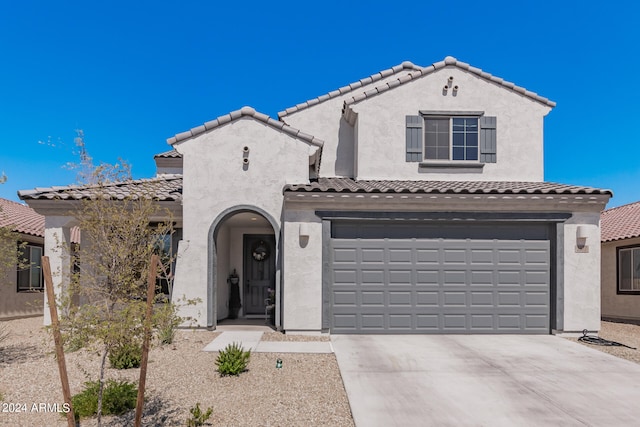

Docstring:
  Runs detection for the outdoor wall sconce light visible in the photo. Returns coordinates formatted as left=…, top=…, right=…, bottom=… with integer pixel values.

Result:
left=242, top=157, right=250, bottom=165
left=448, top=76, right=454, bottom=83
left=299, top=223, right=310, bottom=238
left=276, top=358, right=283, bottom=369
left=576, top=226, right=588, bottom=250
left=243, top=146, right=250, bottom=153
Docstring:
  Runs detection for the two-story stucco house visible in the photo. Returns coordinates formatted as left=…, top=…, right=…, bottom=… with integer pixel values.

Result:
left=20, top=56, right=611, bottom=334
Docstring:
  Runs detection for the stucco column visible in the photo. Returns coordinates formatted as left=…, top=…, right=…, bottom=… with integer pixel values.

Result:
left=43, top=216, right=74, bottom=325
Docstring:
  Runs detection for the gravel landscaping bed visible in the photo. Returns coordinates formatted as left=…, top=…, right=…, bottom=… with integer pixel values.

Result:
left=571, top=320, right=640, bottom=364
left=0, top=317, right=353, bottom=427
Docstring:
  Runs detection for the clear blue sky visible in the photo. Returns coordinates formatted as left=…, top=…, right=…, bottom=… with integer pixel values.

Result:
left=1, top=1, right=638, bottom=208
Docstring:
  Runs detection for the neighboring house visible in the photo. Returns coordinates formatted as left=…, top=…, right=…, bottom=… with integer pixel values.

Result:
left=0, top=198, right=80, bottom=320
left=20, top=56, right=611, bottom=334
left=0, top=198, right=47, bottom=319
left=601, top=202, right=640, bottom=323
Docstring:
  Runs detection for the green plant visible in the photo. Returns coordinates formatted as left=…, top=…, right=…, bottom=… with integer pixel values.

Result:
left=108, top=342, right=142, bottom=369
left=71, top=380, right=137, bottom=420
left=186, top=402, right=213, bottom=427
left=215, top=342, right=251, bottom=376
left=153, top=301, right=181, bottom=345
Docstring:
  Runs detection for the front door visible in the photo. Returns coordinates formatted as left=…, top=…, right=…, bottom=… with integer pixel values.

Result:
left=243, top=234, right=275, bottom=315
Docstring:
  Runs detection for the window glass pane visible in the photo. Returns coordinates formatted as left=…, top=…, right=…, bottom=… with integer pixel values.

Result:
left=452, top=133, right=464, bottom=147
left=466, top=147, right=478, bottom=160
left=18, top=269, right=29, bottom=290
left=452, top=147, right=464, bottom=160
left=634, top=249, right=640, bottom=290
left=425, top=146, right=437, bottom=159
left=452, top=118, right=465, bottom=131
left=436, top=146, right=449, bottom=160
left=466, top=132, right=478, bottom=148
left=30, top=247, right=43, bottom=289
left=619, top=249, right=632, bottom=290
left=424, top=119, right=450, bottom=160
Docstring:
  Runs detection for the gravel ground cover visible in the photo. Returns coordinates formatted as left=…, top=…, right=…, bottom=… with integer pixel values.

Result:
left=571, top=320, right=640, bottom=364
left=0, top=317, right=353, bottom=427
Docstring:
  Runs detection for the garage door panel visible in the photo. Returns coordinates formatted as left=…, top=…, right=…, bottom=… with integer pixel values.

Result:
left=416, top=270, right=439, bottom=284
left=416, top=249, right=439, bottom=263
left=416, top=291, right=439, bottom=306
left=389, top=291, right=412, bottom=305
left=361, top=291, right=384, bottom=306
left=362, top=248, right=384, bottom=263
left=362, top=270, right=385, bottom=284
left=330, top=233, right=550, bottom=334
left=389, top=249, right=412, bottom=263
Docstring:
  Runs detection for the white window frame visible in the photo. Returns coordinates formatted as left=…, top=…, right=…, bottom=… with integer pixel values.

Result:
left=17, top=244, right=43, bottom=292
left=419, top=111, right=484, bottom=164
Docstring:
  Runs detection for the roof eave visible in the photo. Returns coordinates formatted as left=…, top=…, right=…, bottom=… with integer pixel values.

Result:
left=167, top=106, right=324, bottom=148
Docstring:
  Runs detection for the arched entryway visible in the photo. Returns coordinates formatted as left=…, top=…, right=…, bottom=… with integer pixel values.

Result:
left=208, top=206, right=280, bottom=329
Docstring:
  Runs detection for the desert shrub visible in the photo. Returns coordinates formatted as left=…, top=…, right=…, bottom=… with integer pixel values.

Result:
left=153, top=302, right=181, bottom=345
left=72, top=380, right=137, bottom=420
left=215, top=342, right=250, bottom=376
left=108, top=342, right=142, bottom=369
left=186, top=402, right=213, bottom=427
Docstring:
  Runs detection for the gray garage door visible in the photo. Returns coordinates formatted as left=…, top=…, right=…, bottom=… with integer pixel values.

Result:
left=329, top=223, right=551, bottom=334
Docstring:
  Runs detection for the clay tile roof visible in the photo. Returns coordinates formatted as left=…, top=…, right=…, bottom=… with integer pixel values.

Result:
left=0, top=198, right=80, bottom=243
left=0, top=198, right=45, bottom=238
left=154, top=149, right=182, bottom=159
left=277, top=61, right=423, bottom=119
left=342, top=56, right=556, bottom=111
left=167, top=106, right=324, bottom=147
left=601, top=201, right=640, bottom=242
left=283, top=178, right=612, bottom=196
left=18, top=175, right=183, bottom=202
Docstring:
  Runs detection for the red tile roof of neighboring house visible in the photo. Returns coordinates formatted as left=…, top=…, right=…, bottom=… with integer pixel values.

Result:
left=0, top=198, right=81, bottom=243
left=601, top=201, right=640, bottom=242
left=0, top=198, right=44, bottom=238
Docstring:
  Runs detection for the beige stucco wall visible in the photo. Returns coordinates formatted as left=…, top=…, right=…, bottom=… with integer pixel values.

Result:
left=602, top=236, right=640, bottom=322
left=282, top=70, right=416, bottom=177
left=171, top=117, right=313, bottom=326
left=282, top=210, right=323, bottom=332
left=352, top=67, right=551, bottom=181
left=0, top=249, right=43, bottom=320
left=559, top=213, right=603, bottom=332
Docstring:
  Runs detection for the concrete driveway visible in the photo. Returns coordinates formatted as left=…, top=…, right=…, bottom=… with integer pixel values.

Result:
left=331, top=334, right=640, bottom=426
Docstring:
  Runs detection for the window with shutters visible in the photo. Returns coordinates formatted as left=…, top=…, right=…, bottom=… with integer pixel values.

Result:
left=406, top=112, right=496, bottom=165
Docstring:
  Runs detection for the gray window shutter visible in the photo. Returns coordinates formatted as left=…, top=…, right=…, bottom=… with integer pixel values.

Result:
left=406, top=115, right=422, bottom=162
left=480, top=116, right=497, bottom=163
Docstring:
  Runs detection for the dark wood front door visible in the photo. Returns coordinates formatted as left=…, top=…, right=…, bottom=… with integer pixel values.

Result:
left=243, top=234, right=275, bottom=315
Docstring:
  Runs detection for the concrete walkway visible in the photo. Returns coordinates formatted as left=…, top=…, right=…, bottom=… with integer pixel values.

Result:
left=331, top=334, right=640, bottom=427
left=203, top=331, right=333, bottom=353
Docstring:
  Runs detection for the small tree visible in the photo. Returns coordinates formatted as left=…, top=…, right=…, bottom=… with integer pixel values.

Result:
left=59, top=158, right=174, bottom=426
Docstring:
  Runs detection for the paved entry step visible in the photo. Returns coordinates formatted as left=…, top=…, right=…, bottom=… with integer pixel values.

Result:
left=203, top=331, right=333, bottom=353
